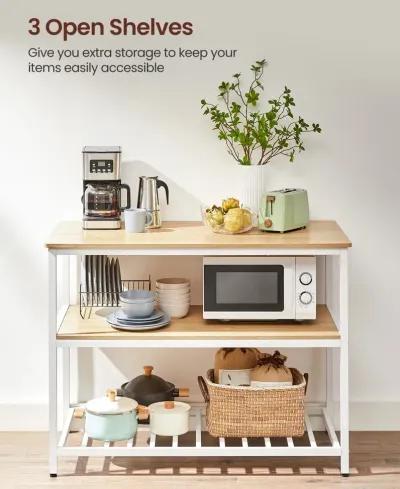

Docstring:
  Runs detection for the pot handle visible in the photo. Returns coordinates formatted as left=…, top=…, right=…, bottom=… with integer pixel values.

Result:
left=304, top=373, right=309, bottom=394
left=173, top=387, right=190, bottom=398
left=197, top=376, right=210, bottom=403
left=73, top=407, right=85, bottom=419
left=137, top=405, right=149, bottom=421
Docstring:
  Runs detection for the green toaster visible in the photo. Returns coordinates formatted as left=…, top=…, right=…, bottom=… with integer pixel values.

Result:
left=258, top=188, right=309, bottom=232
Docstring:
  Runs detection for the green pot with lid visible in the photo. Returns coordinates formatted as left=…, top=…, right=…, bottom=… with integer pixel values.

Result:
left=84, top=389, right=147, bottom=441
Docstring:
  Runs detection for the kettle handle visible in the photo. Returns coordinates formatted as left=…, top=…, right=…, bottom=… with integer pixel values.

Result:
left=157, top=179, right=169, bottom=205
left=120, top=184, right=131, bottom=211
left=137, top=177, right=143, bottom=208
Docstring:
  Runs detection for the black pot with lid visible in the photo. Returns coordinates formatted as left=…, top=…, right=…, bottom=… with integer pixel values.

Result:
left=118, top=366, right=189, bottom=406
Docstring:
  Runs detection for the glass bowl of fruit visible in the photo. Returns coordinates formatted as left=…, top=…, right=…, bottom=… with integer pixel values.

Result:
left=202, top=198, right=255, bottom=234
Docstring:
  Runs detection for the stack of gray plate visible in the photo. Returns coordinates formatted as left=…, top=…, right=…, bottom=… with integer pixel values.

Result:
left=106, top=290, right=170, bottom=332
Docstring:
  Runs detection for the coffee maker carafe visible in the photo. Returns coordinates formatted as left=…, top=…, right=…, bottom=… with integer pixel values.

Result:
left=137, top=176, right=169, bottom=228
left=82, top=146, right=131, bottom=229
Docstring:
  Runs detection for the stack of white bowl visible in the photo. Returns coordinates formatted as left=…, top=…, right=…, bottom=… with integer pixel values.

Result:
left=156, top=278, right=190, bottom=318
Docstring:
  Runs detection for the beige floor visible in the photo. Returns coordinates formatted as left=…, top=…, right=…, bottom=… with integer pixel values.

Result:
left=1, top=432, right=399, bottom=489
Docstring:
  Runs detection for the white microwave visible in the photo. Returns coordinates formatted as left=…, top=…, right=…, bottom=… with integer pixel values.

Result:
left=203, top=256, right=316, bottom=321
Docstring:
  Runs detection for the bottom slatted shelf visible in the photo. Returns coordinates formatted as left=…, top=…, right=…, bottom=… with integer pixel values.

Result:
left=58, top=406, right=341, bottom=458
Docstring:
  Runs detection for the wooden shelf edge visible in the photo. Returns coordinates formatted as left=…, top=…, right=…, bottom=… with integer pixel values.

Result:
left=46, top=220, right=352, bottom=250
left=56, top=304, right=340, bottom=342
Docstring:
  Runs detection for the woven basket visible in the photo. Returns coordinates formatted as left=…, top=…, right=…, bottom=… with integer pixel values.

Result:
left=198, top=368, right=308, bottom=438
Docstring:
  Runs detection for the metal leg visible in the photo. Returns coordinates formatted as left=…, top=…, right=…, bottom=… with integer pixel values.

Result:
left=62, top=348, right=70, bottom=422
left=339, top=250, right=349, bottom=476
left=49, top=251, right=58, bottom=477
left=326, top=348, right=334, bottom=416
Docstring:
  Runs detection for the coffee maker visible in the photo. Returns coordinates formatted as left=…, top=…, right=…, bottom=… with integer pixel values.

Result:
left=82, top=146, right=131, bottom=229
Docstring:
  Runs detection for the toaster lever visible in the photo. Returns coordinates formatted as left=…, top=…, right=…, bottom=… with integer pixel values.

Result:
left=266, top=195, right=275, bottom=215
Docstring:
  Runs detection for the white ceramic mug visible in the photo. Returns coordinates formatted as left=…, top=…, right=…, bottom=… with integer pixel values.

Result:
left=124, top=208, right=153, bottom=233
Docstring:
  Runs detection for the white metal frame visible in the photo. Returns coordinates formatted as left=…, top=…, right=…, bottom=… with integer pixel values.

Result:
left=48, top=246, right=349, bottom=477
left=57, top=406, right=340, bottom=458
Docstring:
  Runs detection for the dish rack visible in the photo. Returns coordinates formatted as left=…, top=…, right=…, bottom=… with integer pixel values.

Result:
left=79, top=277, right=151, bottom=319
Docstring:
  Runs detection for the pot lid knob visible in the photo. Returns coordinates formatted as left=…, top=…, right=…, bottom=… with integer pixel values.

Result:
left=143, top=365, right=154, bottom=376
left=164, top=401, right=175, bottom=409
left=106, top=388, right=117, bottom=402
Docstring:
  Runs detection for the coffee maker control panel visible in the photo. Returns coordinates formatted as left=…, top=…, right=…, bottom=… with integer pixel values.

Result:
left=83, top=146, right=121, bottom=181
left=90, top=159, right=114, bottom=174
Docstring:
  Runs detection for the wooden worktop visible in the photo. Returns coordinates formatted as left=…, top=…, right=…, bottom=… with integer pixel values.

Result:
left=57, top=305, right=339, bottom=341
left=46, top=220, right=351, bottom=250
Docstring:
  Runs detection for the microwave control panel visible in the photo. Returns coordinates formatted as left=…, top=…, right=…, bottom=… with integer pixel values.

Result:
left=295, top=257, right=316, bottom=320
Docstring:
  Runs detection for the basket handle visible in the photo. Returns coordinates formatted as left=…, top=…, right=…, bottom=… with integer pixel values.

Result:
left=197, top=376, right=210, bottom=403
left=304, top=373, right=309, bottom=394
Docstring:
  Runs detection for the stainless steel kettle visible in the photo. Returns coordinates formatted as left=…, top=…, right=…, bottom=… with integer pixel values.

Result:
left=137, top=176, right=169, bottom=228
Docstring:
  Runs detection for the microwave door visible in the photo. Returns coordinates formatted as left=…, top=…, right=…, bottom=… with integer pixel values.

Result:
left=203, top=263, right=295, bottom=320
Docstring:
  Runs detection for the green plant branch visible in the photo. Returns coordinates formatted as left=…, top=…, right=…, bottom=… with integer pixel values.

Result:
left=201, top=60, right=321, bottom=166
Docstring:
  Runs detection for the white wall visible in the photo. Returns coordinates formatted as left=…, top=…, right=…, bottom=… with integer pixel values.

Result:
left=1, top=0, right=400, bottom=430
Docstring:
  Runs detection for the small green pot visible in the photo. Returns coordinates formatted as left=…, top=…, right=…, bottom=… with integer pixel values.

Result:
left=85, top=410, right=138, bottom=441
left=84, top=389, right=140, bottom=441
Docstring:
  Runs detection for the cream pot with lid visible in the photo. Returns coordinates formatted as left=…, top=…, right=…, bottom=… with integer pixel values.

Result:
left=149, top=400, right=191, bottom=436
left=84, top=388, right=147, bottom=441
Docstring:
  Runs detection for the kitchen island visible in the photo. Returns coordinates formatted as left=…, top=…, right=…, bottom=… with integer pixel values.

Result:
left=46, top=220, right=351, bottom=477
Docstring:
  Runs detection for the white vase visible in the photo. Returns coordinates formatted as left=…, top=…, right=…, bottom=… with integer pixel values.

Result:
left=238, top=165, right=267, bottom=214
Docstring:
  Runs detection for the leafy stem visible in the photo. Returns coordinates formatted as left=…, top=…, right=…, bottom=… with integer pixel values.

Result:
left=201, top=60, right=321, bottom=165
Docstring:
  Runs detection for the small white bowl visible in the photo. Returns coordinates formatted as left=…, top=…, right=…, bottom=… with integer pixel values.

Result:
left=157, top=291, right=191, bottom=301
left=158, top=297, right=191, bottom=306
left=156, top=278, right=190, bottom=290
left=159, top=302, right=190, bottom=319
left=156, top=286, right=190, bottom=296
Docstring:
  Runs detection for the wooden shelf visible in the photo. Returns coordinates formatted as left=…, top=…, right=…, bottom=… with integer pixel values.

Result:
left=46, top=220, right=351, bottom=250
left=57, top=304, right=340, bottom=342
